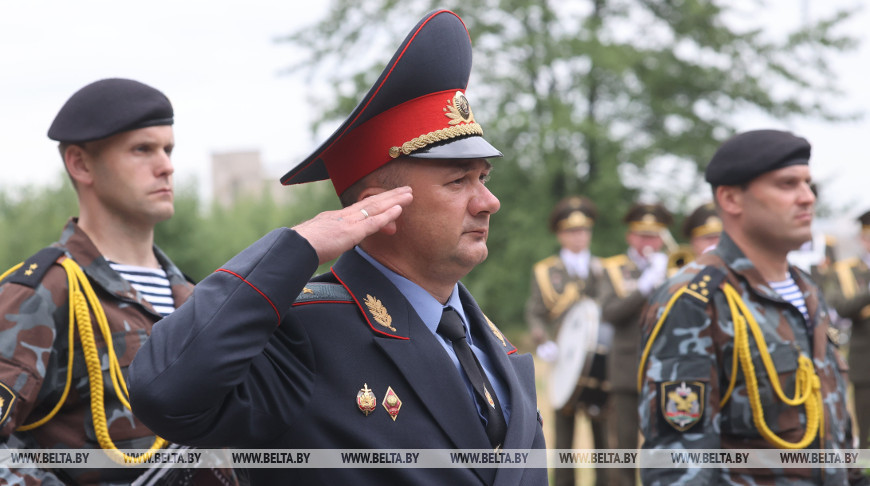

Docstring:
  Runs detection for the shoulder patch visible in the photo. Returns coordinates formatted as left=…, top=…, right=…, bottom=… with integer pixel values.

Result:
left=0, top=381, right=16, bottom=429
left=2, top=247, right=65, bottom=288
left=293, top=282, right=353, bottom=305
left=660, top=380, right=705, bottom=432
left=682, top=266, right=727, bottom=304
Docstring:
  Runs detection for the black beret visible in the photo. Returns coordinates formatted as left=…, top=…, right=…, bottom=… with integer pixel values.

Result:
left=48, top=78, right=173, bottom=143
left=549, top=196, right=597, bottom=232
left=704, top=129, right=810, bottom=186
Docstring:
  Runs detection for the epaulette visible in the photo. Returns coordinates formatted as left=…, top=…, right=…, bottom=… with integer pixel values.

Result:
left=833, top=257, right=860, bottom=299
left=600, top=254, right=629, bottom=268
left=2, top=247, right=65, bottom=288
left=601, top=254, right=630, bottom=298
left=533, top=255, right=560, bottom=270
left=293, top=282, right=353, bottom=305
left=680, top=266, right=727, bottom=306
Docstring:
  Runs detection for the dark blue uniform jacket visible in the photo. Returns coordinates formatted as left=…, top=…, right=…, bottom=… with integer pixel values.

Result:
left=129, top=228, right=546, bottom=485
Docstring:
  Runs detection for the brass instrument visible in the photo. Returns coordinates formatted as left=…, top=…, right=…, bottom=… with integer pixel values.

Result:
left=661, top=228, right=695, bottom=276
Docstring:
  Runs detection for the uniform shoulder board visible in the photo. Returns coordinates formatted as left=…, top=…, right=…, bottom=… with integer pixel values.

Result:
left=681, top=266, right=727, bottom=305
left=533, top=255, right=560, bottom=270
left=600, top=254, right=629, bottom=269
left=2, top=247, right=65, bottom=288
left=293, top=282, right=353, bottom=305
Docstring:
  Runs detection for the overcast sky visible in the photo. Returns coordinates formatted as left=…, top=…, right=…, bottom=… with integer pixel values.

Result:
left=1, top=1, right=867, bottom=222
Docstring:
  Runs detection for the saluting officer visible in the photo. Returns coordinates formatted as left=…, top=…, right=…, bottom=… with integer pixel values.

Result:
left=599, top=202, right=671, bottom=486
left=129, top=10, right=547, bottom=486
left=525, top=196, right=609, bottom=486
left=637, top=129, right=862, bottom=484
left=826, top=210, right=870, bottom=450
left=0, top=79, right=237, bottom=484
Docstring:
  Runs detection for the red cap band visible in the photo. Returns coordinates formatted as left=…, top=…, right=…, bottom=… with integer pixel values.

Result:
left=323, top=89, right=478, bottom=194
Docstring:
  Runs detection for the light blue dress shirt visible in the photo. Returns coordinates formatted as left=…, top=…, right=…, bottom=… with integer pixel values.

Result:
left=355, top=247, right=512, bottom=425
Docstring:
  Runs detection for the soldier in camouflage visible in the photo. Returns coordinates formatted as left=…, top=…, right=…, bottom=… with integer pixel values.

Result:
left=637, top=129, right=864, bottom=485
left=0, top=79, right=232, bottom=484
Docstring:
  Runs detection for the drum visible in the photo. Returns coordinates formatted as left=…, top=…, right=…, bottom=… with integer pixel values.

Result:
left=548, top=298, right=613, bottom=414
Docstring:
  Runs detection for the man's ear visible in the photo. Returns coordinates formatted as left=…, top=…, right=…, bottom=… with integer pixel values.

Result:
left=64, top=145, right=95, bottom=187
left=358, top=186, right=387, bottom=201
left=716, top=185, right=742, bottom=217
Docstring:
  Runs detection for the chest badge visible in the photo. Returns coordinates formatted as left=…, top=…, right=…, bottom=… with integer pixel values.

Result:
left=661, top=380, right=705, bottom=432
left=357, top=383, right=377, bottom=416
left=382, top=386, right=402, bottom=421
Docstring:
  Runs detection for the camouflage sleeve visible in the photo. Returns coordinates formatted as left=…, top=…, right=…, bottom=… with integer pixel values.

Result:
left=638, top=275, right=722, bottom=485
left=0, top=268, right=66, bottom=482
left=0, top=443, right=66, bottom=484
left=524, top=270, right=551, bottom=345
left=0, top=277, right=64, bottom=437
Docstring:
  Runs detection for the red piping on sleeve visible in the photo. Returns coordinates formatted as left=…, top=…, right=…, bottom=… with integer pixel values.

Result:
left=216, top=268, right=280, bottom=323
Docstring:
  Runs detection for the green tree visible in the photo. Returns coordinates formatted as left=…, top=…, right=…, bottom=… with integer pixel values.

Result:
left=0, top=176, right=77, bottom=272
left=280, top=0, right=858, bottom=331
left=0, top=176, right=339, bottom=284
left=156, top=180, right=340, bottom=282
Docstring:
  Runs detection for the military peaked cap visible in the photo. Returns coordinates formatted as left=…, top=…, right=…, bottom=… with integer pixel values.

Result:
left=682, top=202, right=722, bottom=239
left=280, top=10, right=501, bottom=195
left=858, top=210, right=870, bottom=234
left=705, top=129, right=810, bottom=186
left=624, top=203, right=672, bottom=234
left=48, top=78, right=174, bottom=143
left=549, top=196, right=597, bottom=232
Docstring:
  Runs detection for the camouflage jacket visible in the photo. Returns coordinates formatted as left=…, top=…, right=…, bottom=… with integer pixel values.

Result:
left=825, top=256, right=870, bottom=384
left=524, top=253, right=604, bottom=345
left=638, top=232, right=857, bottom=485
left=0, top=218, right=194, bottom=485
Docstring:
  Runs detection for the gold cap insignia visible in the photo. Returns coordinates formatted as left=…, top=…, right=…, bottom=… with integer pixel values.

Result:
left=445, top=91, right=475, bottom=125
left=557, top=211, right=592, bottom=231
left=357, top=383, right=376, bottom=416
left=382, top=386, right=402, bottom=421
left=364, top=294, right=396, bottom=332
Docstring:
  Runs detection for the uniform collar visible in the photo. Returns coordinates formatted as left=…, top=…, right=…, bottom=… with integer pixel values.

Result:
left=353, top=247, right=466, bottom=337
left=711, top=231, right=811, bottom=302
left=559, top=248, right=590, bottom=278
left=57, top=217, right=192, bottom=312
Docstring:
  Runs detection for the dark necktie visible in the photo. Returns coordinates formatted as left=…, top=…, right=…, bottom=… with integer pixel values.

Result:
left=437, top=307, right=507, bottom=449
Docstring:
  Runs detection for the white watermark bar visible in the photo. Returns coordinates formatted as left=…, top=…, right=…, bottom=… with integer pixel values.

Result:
left=2, top=448, right=870, bottom=469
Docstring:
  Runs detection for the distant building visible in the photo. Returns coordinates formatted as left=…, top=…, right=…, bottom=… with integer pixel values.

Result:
left=211, top=150, right=291, bottom=207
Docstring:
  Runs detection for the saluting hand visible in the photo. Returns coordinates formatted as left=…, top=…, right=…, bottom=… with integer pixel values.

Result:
left=292, top=186, right=413, bottom=264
